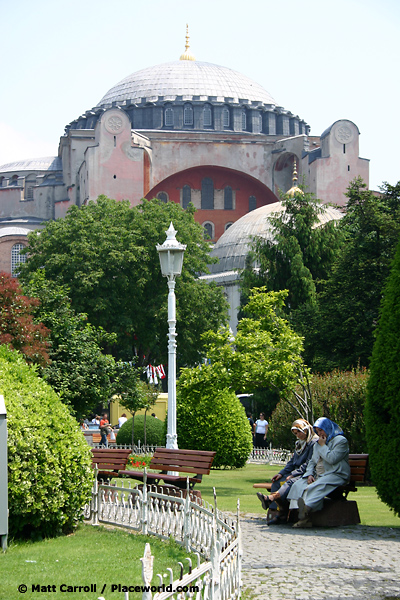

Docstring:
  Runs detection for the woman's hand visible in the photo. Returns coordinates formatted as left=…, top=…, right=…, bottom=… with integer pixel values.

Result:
left=307, top=475, right=315, bottom=484
left=318, top=432, right=327, bottom=446
left=271, top=474, right=282, bottom=482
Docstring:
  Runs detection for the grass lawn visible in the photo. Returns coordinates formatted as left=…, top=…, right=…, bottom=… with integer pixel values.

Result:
left=0, top=525, right=190, bottom=600
left=199, top=463, right=400, bottom=528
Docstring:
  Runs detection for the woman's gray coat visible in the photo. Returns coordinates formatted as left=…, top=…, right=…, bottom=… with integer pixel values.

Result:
left=287, top=435, right=350, bottom=512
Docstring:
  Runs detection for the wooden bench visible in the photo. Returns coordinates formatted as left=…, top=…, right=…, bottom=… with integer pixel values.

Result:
left=119, top=448, right=216, bottom=491
left=254, top=453, right=369, bottom=526
left=91, top=448, right=131, bottom=481
left=91, top=433, right=116, bottom=445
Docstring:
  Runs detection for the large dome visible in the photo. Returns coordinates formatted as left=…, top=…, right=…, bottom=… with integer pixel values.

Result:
left=97, top=60, right=277, bottom=107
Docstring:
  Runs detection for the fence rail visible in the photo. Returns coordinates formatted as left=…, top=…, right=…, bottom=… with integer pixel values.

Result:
left=84, top=471, right=241, bottom=599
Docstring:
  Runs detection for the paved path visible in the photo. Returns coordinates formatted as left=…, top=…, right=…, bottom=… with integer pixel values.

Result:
left=240, top=513, right=400, bottom=600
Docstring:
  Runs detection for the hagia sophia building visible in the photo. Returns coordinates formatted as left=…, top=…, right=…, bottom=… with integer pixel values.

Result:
left=0, top=30, right=369, bottom=330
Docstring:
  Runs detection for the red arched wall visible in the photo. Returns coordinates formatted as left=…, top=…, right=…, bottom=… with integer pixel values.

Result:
left=146, top=165, right=278, bottom=241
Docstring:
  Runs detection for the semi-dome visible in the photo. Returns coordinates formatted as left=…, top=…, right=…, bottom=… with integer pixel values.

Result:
left=209, top=202, right=344, bottom=274
left=97, top=60, right=277, bottom=107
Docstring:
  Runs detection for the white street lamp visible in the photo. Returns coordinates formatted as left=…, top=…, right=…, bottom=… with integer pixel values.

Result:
left=156, top=223, right=186, bottom=449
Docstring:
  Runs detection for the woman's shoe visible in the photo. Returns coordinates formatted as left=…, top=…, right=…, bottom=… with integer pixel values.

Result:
left=292, top=518, right=312, bottom=528
left=256, top=492, right=270, bottom=511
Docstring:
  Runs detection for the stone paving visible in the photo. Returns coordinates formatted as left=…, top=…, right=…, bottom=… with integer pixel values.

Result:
left=240, top=513, right=400, bottom=600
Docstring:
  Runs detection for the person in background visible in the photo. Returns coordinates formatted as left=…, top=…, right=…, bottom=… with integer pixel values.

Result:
left=99, top=412, right=110, bottom=448
left=118, top=413, right=128, bottom=428
left=253, top=413, right=268, bottom=448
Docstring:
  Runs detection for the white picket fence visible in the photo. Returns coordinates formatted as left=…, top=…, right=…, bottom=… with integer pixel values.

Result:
left=248, top=446, right=291, bottom=464
left=83, top=470, right=241, bottom=599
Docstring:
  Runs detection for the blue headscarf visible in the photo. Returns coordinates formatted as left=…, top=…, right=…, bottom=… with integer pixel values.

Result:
left=313, top=417, right=344, bottom=442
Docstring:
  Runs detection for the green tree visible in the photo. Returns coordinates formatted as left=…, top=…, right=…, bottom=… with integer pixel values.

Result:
left=19, top=197, right=227, bottom=367
left=0, top=271, right=50, bottom=366
left=179, top=288, right=313, bottom=422
left=241, top=188, right=343, bottom=311
left=23, top=271, right=117, bottom=418
left=365, top=237, right=400, bottom=516
left=315, top=178, right=400, bottom=371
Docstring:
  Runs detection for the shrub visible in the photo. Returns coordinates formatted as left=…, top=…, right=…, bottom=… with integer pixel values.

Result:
left=0, top=345, right=93, bottom=539
left=365, top=239, right=400, bottom=517
left=269, top=369, right=368, bottom=453
left=116, top=414, right=165, bottom=446
left=177, top=366, right=253, bottom=468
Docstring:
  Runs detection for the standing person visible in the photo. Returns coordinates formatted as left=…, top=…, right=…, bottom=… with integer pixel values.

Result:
left=256, top=419, right=318, bottom=524
left=288, top=417, right=350, bottom=528
left=99, top=412, right=111, bottom=448
left=118, top=413, right=128, bottom=428
left=253, top=413, right=268, bottom=448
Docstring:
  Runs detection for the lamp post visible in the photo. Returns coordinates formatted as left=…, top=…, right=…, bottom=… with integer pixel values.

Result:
left=156, top=223, right=186, bottom=449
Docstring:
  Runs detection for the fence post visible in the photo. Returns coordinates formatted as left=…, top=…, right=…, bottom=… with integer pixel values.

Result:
left=92, top=467, right=99, bottom=526
left=140, top=542, right=154, bottom=600
left=237, top=498, right=242, bottom=598
left=142, top=469, right=148, bottom=535
left=210, top=488, right=221, bottom=600
left=183, top=477, right=191, bottom=552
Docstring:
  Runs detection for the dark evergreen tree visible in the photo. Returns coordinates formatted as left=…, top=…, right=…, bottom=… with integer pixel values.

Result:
left=315, top=178, right=400, bottom=371
left=240, top=187, right=343, bottom=366
left=365, top=237, right=400, bottom=516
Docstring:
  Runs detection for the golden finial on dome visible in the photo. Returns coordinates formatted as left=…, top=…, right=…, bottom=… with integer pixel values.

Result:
left=180, top=24, right=195, bottom=61
left=287, top=158, right=304, bottom=197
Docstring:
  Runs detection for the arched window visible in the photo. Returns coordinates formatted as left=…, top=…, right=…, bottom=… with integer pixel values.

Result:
left=203, top=105, right=212, bottom=127
left=157, top=192, right=168, bottom=203
left=0, top=176, right=4, bottom=188
left=222, top=107, right=230, bottom=128
left=249, top=195, right=257, bottom=212
left=182, top=185, right=191, bottom=209
left=224, top=186, right=233, bottom=210
left=184, top=104, right=193, bottom=126
left=203, top=222, right=214, bottom=240
left=11, top=175, right=19, bottom=186
left=225, top=222, right=233, bottom=231
left=164, top=107, right=174, bottom=127
left=242, top=110, right=247, bottom=131
left=11, top=243, right=26, bottom=277
left=201, top=177, right=214, bottom=210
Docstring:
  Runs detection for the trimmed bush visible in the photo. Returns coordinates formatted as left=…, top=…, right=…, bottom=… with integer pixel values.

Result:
left=177, top=367, right=253, bottom=468
left=0, top=345, right=93, bottom=539
left=269, top=369, right=368, bottom=453
left=116, top=414, right=165, bottom=446
left=365, top=239, right=400, bottom=517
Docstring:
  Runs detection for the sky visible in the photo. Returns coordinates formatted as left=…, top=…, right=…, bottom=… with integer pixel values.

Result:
left=0, top=0, right=399, bottom=191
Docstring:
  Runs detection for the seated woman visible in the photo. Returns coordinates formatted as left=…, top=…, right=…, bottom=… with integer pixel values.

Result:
left=288, top=417, right=350, bottom=528
left=256, top=419, right=317, bottom=525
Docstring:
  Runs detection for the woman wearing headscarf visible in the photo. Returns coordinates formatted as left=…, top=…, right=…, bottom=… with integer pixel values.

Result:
left=288, top=417, right=350, bottom=528
left=256, top=418, right=318, bottom=525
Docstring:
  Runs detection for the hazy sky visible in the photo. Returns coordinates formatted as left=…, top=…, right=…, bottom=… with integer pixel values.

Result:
left=0, top=0, right=399, bottom=191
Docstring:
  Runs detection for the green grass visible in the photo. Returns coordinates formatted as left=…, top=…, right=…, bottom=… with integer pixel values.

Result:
left=0, top=525, right=190, bottom=600
left=198, top=463, right=400, bottom=527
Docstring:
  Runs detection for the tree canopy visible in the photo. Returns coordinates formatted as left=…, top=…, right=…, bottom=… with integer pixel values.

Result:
left=241, top=187, right=343, bottom=312
left=314, top=178, right=400, bottom=371
left=23, top=271, right=117, bottom=417
left=365, top=235, right=400, bottom=516
left=19, top=197, right=228, bottom=368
